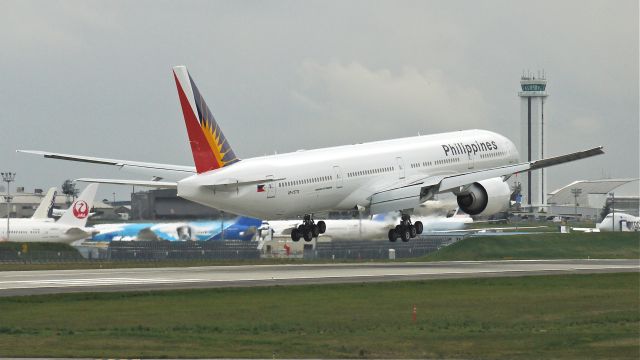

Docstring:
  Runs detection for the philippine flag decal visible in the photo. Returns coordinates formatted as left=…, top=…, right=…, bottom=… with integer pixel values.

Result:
left=257, top=184, right=265, bottom=193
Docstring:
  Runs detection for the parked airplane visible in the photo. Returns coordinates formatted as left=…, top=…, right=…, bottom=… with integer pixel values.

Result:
left=263, top=214, right=394, bottom=241
left=19, top=66, right=604, bottom=243
left=31, top=187, right=57, bottom=221
left=90, top=216, right=261, bottom=242
left=261, top=211, right=477, bottom=240
left=597, top=212, right=639, bottom=232
left=0, top=184, right=99, bottom=243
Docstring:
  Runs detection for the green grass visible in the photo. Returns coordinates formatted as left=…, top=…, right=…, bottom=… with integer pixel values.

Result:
left=0, top=273, right=637, bottom=359
left=423, top=232, right=640, bottom=261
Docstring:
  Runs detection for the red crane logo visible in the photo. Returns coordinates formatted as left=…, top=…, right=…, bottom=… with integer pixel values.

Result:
left=72, top=200, right=89, bottom=219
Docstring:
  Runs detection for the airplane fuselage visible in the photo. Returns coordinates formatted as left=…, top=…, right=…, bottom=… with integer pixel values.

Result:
left=178, top=129, right=519, bottom=219
left=0, top=219, right=92, bottom=243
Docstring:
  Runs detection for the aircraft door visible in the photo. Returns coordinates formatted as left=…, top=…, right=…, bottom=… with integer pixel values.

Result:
left=395, top=157, right=405, bottom=179
left=265, top=175, right=276, bottom=199
left=333, top=166, right=343, bottom=189
left=467, top=150, right=475, bottom=169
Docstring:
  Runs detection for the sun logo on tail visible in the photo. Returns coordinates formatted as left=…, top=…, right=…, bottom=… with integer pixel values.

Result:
left=196, top=93, right=237, bottom=168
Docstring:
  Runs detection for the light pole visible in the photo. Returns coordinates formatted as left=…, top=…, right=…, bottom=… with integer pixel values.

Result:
left=609, top=192, right=615, bottom=231
left=571, top=188, right=582, bottom=220
left=2, top=172, right=16, bottom=242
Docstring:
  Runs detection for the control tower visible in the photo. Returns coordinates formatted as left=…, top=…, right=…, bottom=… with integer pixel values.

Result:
left=518, top=71, right=548, bottom=209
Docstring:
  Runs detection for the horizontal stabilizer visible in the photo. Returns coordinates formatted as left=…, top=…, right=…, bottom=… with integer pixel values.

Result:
left=17, top=150, right=195, bottom=174
left=75, top=178, right=177, bottom=188
left=65, top=227, right=96, bottom=236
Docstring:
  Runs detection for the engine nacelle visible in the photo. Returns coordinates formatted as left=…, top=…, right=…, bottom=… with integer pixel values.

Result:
left=456, top=177, right=511, bottom=216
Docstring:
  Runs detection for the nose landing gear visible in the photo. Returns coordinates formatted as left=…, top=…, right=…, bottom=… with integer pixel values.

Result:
left=388, top=214, right=423, bottom=242
left=291, top=215, right=326, bottom=242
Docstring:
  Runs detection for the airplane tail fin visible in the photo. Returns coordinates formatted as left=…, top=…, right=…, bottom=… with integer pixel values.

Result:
left=234, top=216, right=263, bottom=227
left=31, top=187, right=57, bottom=220
left=57, top=184, right=98, bottom=227
left=173, top=66, right=240, bottom=174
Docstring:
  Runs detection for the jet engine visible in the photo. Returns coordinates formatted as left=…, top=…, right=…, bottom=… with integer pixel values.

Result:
left=456, top=177, right=511, bottom=216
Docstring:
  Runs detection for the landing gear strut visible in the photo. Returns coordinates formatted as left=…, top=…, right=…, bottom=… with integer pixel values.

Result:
left=388, top=214, right=423, bottom=242
left=291, top=215, right=326, bottom=242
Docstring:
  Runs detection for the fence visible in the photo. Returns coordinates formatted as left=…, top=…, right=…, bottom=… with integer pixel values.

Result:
left=0, top=235, right=463, bottom=264
left=108, top=240, right=260, bottom=260
left=305, top=235, right=463, bottom=260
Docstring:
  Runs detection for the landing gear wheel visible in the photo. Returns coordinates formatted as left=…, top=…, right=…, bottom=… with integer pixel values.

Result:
left=409, top=225, right=417, bottom=238
left=400, top=227, right=411, bottom=242
left=291, top=228, right=301, bottom=242
left=311, top=224, right=320, bottom=237
left=388, top=229, right=398, bottom=242
left=317, top=221, right=326, bottom=234
left=297, top=215, right=324, bottom=241
left=414, top=221, right=423, bottom=235
left=303, top=228, right=314, bottom=242
left=395, top=213, right=419, bottom=242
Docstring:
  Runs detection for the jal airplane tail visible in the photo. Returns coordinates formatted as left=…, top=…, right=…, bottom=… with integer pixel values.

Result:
left=31, top=187, right=57, bottom=220
left=173, top=65, right=240, bottom=174
left=57, top=183, right=98, bottom=227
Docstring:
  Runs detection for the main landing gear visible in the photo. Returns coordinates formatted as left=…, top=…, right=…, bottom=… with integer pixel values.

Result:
left=291, top=215, right=326, bottom=242
left=388, top=214, right=423, bottom=242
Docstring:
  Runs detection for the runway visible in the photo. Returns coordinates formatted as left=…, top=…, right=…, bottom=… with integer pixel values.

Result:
left=0, top=259, right=637, bottom=296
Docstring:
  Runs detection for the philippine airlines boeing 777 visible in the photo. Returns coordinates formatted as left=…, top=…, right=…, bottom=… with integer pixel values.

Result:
left=0, top=184, right=98, bottom=243
left=19, top=66, right=604, bottom=242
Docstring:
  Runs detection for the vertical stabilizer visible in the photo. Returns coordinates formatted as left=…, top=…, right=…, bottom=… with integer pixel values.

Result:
left=31, top=187, right=57, bottom=220
left=57, top=184, right=98, bottom=227
left=173, top=66, right=240, bottom=173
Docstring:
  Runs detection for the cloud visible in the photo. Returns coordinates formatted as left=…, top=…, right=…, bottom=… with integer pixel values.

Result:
left=292, top=61, right=491, bottom=142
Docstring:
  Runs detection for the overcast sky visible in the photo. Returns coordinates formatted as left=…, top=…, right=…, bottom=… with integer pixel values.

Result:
left=0, top=0, right=638, bottom=202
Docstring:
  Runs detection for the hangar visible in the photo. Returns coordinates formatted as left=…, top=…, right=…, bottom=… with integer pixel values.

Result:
left=547, top=178, right=639, bottom=220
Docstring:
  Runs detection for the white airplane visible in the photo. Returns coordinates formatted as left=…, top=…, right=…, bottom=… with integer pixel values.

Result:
left=0, top=184, right=99, bottom=243
left=263, top=211, right=477, bottom=240
left=597, top=212, right=639, bottom=232
left=19, top=66, right=604, bottom=243
left=263, top=215, right=395, bottom=241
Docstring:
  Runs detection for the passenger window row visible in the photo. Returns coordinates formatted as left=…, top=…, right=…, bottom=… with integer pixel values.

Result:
left=348, top=166, right=394, bottom=178
left=278, top=175, right=333, bottom=188
left=480, top=151, right=507, bottom=159
left=411, top=157, right=460, bottom=168
left=435, top=157, right=460, bottom=165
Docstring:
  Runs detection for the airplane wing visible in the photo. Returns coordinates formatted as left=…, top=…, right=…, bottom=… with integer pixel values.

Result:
left=75, top=178, right=177, bottom=188
left=17, top=150, right=196, bottom=175
left=369, top=146, right=603, bottom=214
left=65, top=227, right=97, bottom=237
left=433, top=146, right=604, bottom=193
